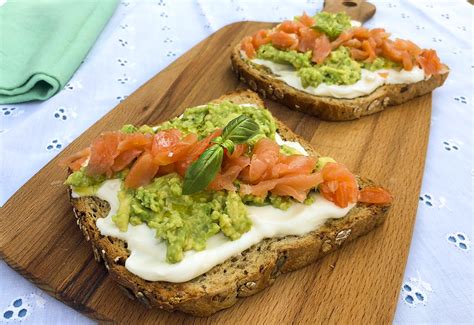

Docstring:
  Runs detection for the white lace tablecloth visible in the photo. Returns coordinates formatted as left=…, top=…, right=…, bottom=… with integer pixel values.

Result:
left=0, top=0, right=472, bottom=323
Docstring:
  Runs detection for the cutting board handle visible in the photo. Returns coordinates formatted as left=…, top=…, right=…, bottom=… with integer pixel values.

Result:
left=322, top=0, right=376, bottom=23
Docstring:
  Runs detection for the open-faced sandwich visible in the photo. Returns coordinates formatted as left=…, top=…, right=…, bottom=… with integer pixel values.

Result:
left=232, top=12, right=449, bottom=120
left=62, top=90, right=392, bottom=316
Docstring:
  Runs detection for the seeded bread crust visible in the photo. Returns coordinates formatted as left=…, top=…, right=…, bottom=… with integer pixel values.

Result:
left=230, top=44, right=449, bottom=121
left=69, top=90, right=391, bottom=317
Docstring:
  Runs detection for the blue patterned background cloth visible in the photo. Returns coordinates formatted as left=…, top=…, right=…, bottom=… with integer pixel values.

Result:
left=0, top=0, right=472, bottom=323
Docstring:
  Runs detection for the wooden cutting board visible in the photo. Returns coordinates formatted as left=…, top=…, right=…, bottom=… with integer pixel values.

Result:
left=0, top=20, right=431, bottom=324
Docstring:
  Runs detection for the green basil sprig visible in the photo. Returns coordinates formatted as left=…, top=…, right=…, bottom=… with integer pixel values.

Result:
left=182, top=115, right=259, bottom=195
left=182, top=144, right=223, bottom=195
left=221, top=115, right=260, bottom=144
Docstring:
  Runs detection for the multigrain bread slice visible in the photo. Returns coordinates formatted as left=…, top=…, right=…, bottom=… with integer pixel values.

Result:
left=69, top=90, right=391, bottom=316
left=230, top=44, right=449, bottom=121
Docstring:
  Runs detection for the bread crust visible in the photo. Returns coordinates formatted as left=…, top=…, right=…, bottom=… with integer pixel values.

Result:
left=68, top=90, right=391, bottom=316
left=230, top=45, right=449, bottom=121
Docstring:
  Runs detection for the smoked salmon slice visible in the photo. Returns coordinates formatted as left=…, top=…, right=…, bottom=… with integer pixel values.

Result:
left=330, top=30, right=353, bottom=50
left=270, top=31, right=299, bottom=50
left=152, top=130, right=198, bottom=165
left=112, top=149, right=142, bottom=172
left=298, top=12, right=315, bottom=27
left=241, top=36, right=256, bottom=58
left=359, top=186, right=393, bottom=204
left=276, top=20, right=305, bottom=34
left=117, top=133, right=152, bottom=152
left=252, top=29, right=271, bottom=48
left=60, top=147, right=91, bottom=171
left=312, top=34, right=331, bottom=64
left=239, top=173, right=323, bottom=201
left=361, top=40, right=376, bottom=62
left=298, top=27, right=320, bottom=53
left=234, top=138, right=321, bottom=201
left=209, top=144, right=250, bottom=191
left=273, top=155, right=316, bottom=177
left=319, top=162, right=358, bottom=208
left=87, top=132, right=122, bottom=177
left=242, top=138, right=280, bottom=183
left=417, top=49, right=443, bottom=76
left=350, top=48, right=369, bottom=61
left=124, top=151, right=160, bottom=189
left=271, top=184, right=308, bottom=203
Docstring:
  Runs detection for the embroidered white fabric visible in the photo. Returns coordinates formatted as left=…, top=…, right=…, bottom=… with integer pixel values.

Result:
left=0, top=0, right=472, bottom=323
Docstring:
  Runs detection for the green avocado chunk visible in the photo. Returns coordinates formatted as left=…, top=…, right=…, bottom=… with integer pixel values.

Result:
left=312, top=12, right=352, bottom=40
left=120, top=124, right=155, bottom=134
left=125, top=173, right=252, bottom=263
left=65, top=168, right=105, bottom=187
left=362, top=56, right=400, bottom=71
left=65, top=168, right=105, bottom=195
left=241, top=193, right=293, bottom=211
left=280, top=144, right=302, bottom=156
left=315, top=156, right=336, bottom=171
left=256, top=44, right=312, bottom=70
left=112, top=189, right=132, bottom=232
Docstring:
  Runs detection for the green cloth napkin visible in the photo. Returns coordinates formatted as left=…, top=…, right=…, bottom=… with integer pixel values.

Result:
left=0, top=0, right=118, bottom=104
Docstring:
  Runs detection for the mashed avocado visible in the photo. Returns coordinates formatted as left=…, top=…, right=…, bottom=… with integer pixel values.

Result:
left=120, top=124, right=137, bottom=134
left=113, top=189, right=132, bottom=231
left=119, top=173, right=252, bottom=263
left=257, top=44, right=312, bottom=70
left=66, top=168, right=129, bottom=195
left=315, top=156, right=336, bottom=171
left=298, top=47, right=361, bottom=88
left=241, top=193, right=292, bottom=210
left=256, top=45, right=361, bottom=88
left=362, top=57, right=400, bottom=71
left=241, top=192, right=315, bottom=210
left=120, top=124, right=155, bottom=134
left=280, top=144, right=302, bottom=156
left=65, top=168, right=105, bottom=196
left=158, top=101, right=276, bottom=144
left=312, top=12, right=352, bottom=40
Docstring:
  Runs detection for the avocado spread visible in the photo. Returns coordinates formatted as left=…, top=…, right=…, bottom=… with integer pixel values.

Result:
left=120, top=124, right=155, bottom=134
left=65, top=168, right=105, bottom=196
left=362, top=56, right=400, bottom=71
left=312, top=12, right=352, bottom=40
left=257, top=44, right=312, bottom=70
left=257, top=45, right=361, bottom=88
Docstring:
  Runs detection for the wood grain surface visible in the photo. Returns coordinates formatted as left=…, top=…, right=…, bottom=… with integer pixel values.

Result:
left=0, top=22, right=432, bottom=324
left=323, top=0, right=376, bottom=22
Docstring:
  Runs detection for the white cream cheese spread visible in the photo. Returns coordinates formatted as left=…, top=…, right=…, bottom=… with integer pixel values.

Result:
left=79, top=179, right=353, bottom=282
left=275, top=132, right=308, bottom=155
left=350, top=20, right=362, bottom=28
left=250, top=58, right=425, bottom=99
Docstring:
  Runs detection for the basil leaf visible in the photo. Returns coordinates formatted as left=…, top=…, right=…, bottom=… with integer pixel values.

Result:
left=212, top=136, right=223, bottom=145
left=221, top=115, right=260, bottom=144
left=182, top=144, right=224, bottom=195
left=220, top=139, right=235, bottom=154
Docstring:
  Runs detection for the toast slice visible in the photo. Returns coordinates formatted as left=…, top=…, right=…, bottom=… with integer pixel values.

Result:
left=69, top=90, right=391, bottom=316
left=231, top=44, right=449, bottom=121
